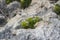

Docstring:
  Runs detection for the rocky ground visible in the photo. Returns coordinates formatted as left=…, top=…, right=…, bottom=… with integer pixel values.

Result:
left=0, top=0, right=60, bottom=40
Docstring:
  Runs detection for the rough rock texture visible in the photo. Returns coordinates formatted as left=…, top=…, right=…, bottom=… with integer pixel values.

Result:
left=9, top=19, right=60, bottom=40
left=6, top=1, right=21, bottom=18
left=0, top=0, right=60, bottom=40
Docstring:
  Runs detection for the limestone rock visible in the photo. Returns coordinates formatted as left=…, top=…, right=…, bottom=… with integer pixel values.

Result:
left=7, top=1, right=21, bottom=18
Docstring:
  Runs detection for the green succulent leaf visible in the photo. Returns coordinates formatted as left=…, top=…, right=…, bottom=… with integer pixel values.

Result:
left=21, top=21, right=29, bottom=29
left=33, top=16, right=40, bottom=23
left=6, top=0, right=32, bottom=9
left=20, top=0, right=32, bottom=9
left=6, top=0, right=14, bottom=4
left=54, top=4, right=60, bottom=15
left=21, top=16, right=42, bottom=29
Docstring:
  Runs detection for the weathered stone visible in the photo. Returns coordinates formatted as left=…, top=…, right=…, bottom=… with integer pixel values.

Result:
left=0, top=0, right=60, bottom=40
left=6, top=1, right=21, bottom=18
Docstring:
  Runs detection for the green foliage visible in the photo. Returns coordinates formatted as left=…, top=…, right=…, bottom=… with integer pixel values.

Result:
left=21, top=16, right=42, bottom=29
left=6, top=0, right=32, bottom=9
left=33, top=16, right=41, bottom=23
left=21, top=21, right=29, bottom=29
left=26, top=17, right=35, bottom=29
left=20, top=0, right=32, bottom=9
left=6, top=0, right=14, bottom=4
left=54, top=4, right=60, bottom=15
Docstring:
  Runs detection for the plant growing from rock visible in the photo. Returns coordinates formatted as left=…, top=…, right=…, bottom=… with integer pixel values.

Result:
left=21, top=16, right=42, bottom=29
left=6, top=0, right=32, bottom=9
left=20, top=0, right=32, bottom=9
left=21, top=21, right=29, bottom=29
left=6, top=0, right=14, bottom=4
left=54, top=4, right=60, bottom=15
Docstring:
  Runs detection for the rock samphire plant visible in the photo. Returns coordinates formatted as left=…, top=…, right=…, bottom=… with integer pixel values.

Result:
left=21, top=16, right=42, bottom=29
left=54, top=4, right=60, bottom=15
left=6, top=0, right=32, bottom=9
left=20, top=0, right=32, bottom=9
left=6, top=0, right=14, bottom=4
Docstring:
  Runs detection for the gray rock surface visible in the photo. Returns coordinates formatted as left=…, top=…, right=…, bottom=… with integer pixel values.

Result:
left=6, top=1, right=21, bottom=18
left=0, top=0, right=60, bottom=40
left=0, top=10, right=7, bottom=27
left=9, top=18, right=60, bottom=40
left=0, top=0, right=8, bottom=16
left=56, top=0, right=60, bottom=5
